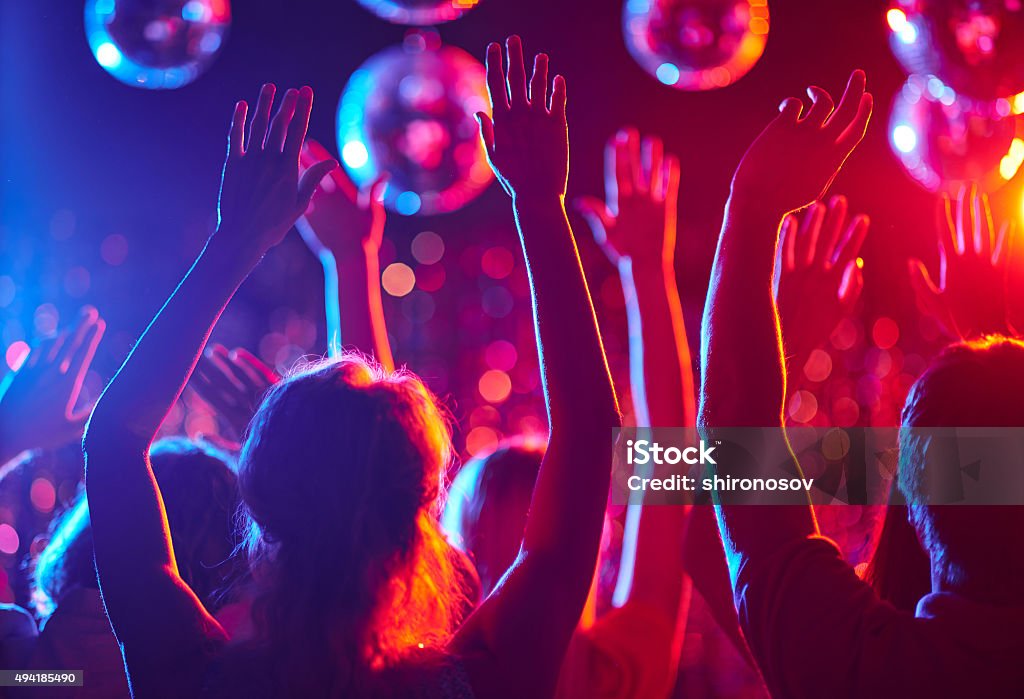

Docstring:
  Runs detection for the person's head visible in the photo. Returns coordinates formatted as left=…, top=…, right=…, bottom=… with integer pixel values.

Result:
left=442, top=441, right=544, bottom=597
left=898, top=336, right=1024, bottom=603
left=236, top=355, right=470, bottom=687
left=32, top=438, right=240, bottom=620
left=863, top=483, right=931, bottom=612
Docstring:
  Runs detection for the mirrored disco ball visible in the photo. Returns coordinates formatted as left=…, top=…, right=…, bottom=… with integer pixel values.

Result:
left=622, top=0, right=769, bottom=91
left=84, top=0, right=230, bottom=89
left=886, top=1, right=1024, bottom=101
left=336, top=35, right=493, bottom=216
left=888, top=74, right=1024, bottom=192
left=355, top=0, right=483, bottom=26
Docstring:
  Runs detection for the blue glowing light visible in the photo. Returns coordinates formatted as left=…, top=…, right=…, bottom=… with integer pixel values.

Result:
left=395, top=191, right=423, bottom=216
left=95, top=41, right=123, bottom=69
left=655, top=62, right=680, bottom=85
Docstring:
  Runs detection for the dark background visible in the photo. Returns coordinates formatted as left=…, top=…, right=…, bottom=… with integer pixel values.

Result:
left=3, top=0, right=974, bottom=379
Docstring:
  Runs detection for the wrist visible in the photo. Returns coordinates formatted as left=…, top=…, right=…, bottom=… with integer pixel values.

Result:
left=726, top=190, right=790, bottom=227
left=512, top=191, right=566, bottom=212
left=207, top=227, right=270, bottom=272
left=723, top=196, right=790, bottom=244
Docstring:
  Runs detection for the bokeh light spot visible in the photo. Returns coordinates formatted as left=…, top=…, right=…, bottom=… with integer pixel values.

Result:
left=411, top=231, right=445, bottom=264
left=465, top=425, right=499, bottom=456
left=787, top=390, right=818, bottom=424
left=872, top=317, right=900, bottom=349
left=0, top=525, right=19, bottom=555
left=478, top=369, right=512, bottom=403
left=395, top=191, right=422, bottom=216
left=481, top=246, right=515, bottom=279
left=101, top=233, right=130, bottom=266
left=655, top=62, right=680, bottom=85
left=342, top=140, right=370, bottom=169
left=30, top=478, right=57, bottom=514
left=382, top=262, right=416, bottom=297
left=5, top=341, right=30, bottom=372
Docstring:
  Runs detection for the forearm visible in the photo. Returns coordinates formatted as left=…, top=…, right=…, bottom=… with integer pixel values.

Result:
left=700, top=198, right=788, bottom=429
left=615, top=259, right=693, bottom=651
left=513, top=194, right=620, bottom=561
left=322, top=241, right=394, bottom=371
left=626, top=259, right=694, bottom=427
left=700, top=198, right=816, bottom=576
left=86, top=235, right=257, bottom=450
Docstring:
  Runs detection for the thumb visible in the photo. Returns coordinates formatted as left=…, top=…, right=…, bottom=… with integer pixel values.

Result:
left=298, top=159, right=339, bottom=210
left=907, top=257, right=944, bottom=320
left=476, top=112, right=495, bottom=155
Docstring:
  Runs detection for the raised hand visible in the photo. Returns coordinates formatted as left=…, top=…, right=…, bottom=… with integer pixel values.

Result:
left=0, top=307, right=105, bottom=462
left=216, top=84, right=337, bottom=259
left=191, top=343, right=278, bottom=444
left=908, top=183, right=1013, bottom=340
left=776, top=195, right=869, bottom=364
left=576, top=128, right=681, bottom=267
left=453, top=36, right=621, bottom=699
left=296, top=139, right=395, bottom=369
left=477, top=35, right=568, bottom=201
left=296, top=138, right=387, bottom=258
left=731, top=70, right=873, bottom=218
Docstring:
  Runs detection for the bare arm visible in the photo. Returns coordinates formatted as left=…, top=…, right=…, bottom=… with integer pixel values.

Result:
left=297, top=139, right=393, bottom=369
left=454, top=36, right=620, bottom=699
left=579, top=129, right=692, bottom=669
left=83, top=84, right=335, bottom=696
left=700, top=71, right=872, bottom=575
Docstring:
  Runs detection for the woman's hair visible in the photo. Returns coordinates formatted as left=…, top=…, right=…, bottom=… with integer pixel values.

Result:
left=32, top=438, right=240, bottom=620
left=236, top=355, right=470, bottom=693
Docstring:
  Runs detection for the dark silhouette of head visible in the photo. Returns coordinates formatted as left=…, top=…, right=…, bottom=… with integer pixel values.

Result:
left=33, top=437, right=240, bottom=619
left=236, top=356, right=470, bottom=692
left=443, top=441, right=544, bottom=598
left=898, top=336, right=1024, bottom=605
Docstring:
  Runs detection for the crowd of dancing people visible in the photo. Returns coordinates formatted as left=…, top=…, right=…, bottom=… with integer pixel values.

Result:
left=0, top=33, right=1022, bottom=698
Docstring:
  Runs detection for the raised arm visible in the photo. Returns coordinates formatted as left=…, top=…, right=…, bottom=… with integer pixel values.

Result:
left=908, top=182, right=1014, bottom=340
left=296, top=139, right=393, bottom=369
left=83, top=84, right=335, bottom=695
left=578, top=128, right=691, bottom=665
left=0, top=306, right=105, bottom=469
left=700, top=71, right=872, bottom=568
left=453, top=36, right=620, bottom=698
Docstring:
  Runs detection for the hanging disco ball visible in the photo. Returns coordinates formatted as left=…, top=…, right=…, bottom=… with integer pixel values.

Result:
left=336, top=33, right=493, bottom=216
left=84, top=0, right=230, bottom=89
left=885, top=1, right=1024, bottom=101
left=622, top=0, right=770, bottom=91
left=888, top=74, right=1024, bottom=192
left=355, top=0, right=483, bottom=26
